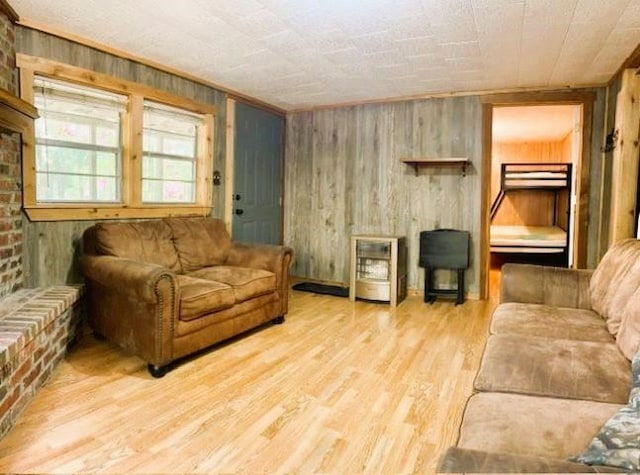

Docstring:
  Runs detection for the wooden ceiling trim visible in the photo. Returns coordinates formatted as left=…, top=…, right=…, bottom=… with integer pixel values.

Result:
left=618, top=41, right=640, bottom=72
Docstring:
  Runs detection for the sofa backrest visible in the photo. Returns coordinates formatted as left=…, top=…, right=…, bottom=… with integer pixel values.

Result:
left=92, top=220, right=182, bottom=273
left=590, top=238, right=640, bottom=337
left=165, top=217, right=232, bottom=273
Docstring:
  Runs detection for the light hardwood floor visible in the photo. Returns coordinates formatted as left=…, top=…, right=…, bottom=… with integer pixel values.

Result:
left=0, top=290, right=496, bottom=473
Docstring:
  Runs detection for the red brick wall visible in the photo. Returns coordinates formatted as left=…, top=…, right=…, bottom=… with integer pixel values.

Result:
left=0, top=12, right=20, bottom=298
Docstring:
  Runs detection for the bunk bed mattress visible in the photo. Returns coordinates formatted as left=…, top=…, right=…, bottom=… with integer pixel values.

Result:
left=490, top=225, right=567, bottom=253
left=504, top=171, right=568, bottom=188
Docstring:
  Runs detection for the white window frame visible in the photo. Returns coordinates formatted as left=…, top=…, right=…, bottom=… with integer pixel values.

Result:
left=18, top=54, right=214, bottom=221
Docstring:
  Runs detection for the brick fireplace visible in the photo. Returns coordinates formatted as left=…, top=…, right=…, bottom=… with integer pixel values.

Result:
left=0, top=3, right=21, bottom=298
left=0, top=2, right=84, bottom=438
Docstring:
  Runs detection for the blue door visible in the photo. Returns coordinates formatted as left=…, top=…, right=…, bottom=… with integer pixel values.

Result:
left=232, top=102, right=284, bottom=244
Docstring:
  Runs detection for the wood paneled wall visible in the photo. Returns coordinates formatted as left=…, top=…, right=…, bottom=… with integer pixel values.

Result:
left=14, top=27, right=611, bottom=289
left=491, top=139, right=572, bottom=227
left=17, top=27, right=228, bottom=287
left=595, top=75, right=622, bottom=260
left=285, top=98, right=483, bottom=294
left=286, top=89, right=609, bottom=293
left=609, top=69, right=640, bottom=244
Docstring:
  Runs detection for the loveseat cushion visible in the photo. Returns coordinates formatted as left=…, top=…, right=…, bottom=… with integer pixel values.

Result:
left=456, top=393, right=622, bottom=462
left=93, top=221, right=182, bottom=273
left=166, top=217, right=232, bottom=273
left=590, top=239, right=640, bottom=336
left=474, top=334, right=631, bottom=404
left=188, top=266, right=276, bottom=303
left=490, top=303, right=614, bottom=343
left=177, top=275, right=235, bottom=321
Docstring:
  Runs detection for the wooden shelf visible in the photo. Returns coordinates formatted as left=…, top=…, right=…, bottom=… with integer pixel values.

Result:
left=401, top=157, right=469, bottom=176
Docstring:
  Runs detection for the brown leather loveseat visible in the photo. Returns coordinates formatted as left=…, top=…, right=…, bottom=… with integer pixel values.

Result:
left=80, top=216, right=294, bottom=377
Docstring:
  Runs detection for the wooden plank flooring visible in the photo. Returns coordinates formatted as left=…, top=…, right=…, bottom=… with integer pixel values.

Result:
left=0, top=290, right=495, bottom=473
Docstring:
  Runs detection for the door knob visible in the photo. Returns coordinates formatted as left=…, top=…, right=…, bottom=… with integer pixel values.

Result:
left=235, top=209, right=244, bottom=215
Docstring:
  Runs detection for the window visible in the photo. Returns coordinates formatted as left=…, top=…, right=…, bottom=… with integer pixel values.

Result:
left=142, top=101, right=200, bottom=204
left=34, top=77, right=125, bottom=203
left=18, top=54, right=215, bottom=221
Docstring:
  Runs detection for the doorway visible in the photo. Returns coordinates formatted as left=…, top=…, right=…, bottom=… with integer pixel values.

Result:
left=480, top=91, right=596, bottom=299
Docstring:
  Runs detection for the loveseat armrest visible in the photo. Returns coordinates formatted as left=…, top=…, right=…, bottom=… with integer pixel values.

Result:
left=80, top=255, right=176, bottom=303
left=80, top=255, right=178, bottom=367
left=501, top=263, right=593, bottom=309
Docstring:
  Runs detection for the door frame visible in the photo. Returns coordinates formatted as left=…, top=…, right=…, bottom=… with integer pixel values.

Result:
left=224, top=97, right=236, bottom=234
left=223, top=97, right=287, bottom=242
left=479, top=90, right=596, bottom=299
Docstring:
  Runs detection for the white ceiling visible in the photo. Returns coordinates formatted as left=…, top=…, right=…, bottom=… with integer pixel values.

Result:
left=493, top=105, right=578, bottom=142
left=10, top=0, right=640, bottom=110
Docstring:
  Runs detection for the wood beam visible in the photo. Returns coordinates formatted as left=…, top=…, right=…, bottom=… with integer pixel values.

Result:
left=609, top=69, right=640, bottom=243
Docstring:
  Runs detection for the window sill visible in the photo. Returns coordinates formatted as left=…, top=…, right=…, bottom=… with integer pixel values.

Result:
left=23, top=205, right=212, bottom=222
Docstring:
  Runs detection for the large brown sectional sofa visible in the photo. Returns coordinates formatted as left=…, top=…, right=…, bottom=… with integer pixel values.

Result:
left=80, top=217, right=293, bottom=377
left=439, top=238, right=640, bottom=473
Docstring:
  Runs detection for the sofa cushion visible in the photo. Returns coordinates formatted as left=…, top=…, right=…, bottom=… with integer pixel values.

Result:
left=457, top=393, right=622, bottom=461
left=177, top=275, right=235, bottom=321
left=572, top=351, right=640, bottom=470
left=590, top=239, right=640, bottom=336
left=616, top=288, right=640, bottom=360
left=188, top=266, right=276, bottom=303
left=474, top=334, right=631, bottom=404
left=166, top=217, right=232, bottom=273
left=490, top=303, right=614, bottom=343
left=94, top=221, right=181, bottom=273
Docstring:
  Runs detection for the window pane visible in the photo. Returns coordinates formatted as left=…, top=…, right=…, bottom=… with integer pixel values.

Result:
left=34, top=114, right=119, bottom=147
left=36, top=173, right=118, bottom=202
left=36, top=145, right=118, bottom=177
left=142, top=155, right=194, bottom=181
left=142, top=179, right=194, bottom=203
left=96, top=152, right=117, bottom=176
left=143, top=129, right=195, bottom=157
left=96, top=177, right=117, bottom=201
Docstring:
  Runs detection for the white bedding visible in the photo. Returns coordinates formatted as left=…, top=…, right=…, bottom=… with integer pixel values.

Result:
left=490, top=225, right=567, bottom=253
left=504, top=171, right=568, bottom=188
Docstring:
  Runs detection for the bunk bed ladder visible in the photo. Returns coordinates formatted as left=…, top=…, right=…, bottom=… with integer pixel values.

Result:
left=490, top=189, right=505, bottom=221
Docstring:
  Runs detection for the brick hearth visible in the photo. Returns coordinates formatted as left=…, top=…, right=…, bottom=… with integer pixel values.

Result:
left=0, top=286, right=83, bottom=437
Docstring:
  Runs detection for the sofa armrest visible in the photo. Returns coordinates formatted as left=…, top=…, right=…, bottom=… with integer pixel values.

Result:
left=501, top=263, right=593, bottom=309
left=80, top=255, right=176, bottom=303
left=80, top=255, right=178, bottom=367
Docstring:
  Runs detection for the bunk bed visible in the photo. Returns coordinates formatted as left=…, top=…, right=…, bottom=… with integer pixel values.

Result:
left=490, top=163, right=572, bottom=256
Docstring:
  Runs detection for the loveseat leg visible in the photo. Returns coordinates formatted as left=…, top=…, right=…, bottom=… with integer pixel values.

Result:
left=148, top=364, right=169, bottom=378
left=272, top=315, right=285, bottom=325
